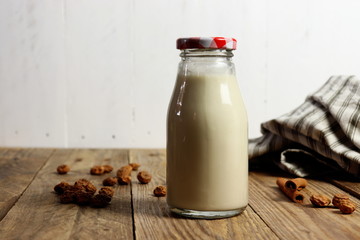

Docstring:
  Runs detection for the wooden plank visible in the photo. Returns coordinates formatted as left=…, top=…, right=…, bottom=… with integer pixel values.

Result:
left=130, top=149, right=279, bottom=240
left=249, top=171, right=360, bottom=240
left=325, top=174, right=360, bottom=199
left=0, top=148, right=54, bottom=221
left=0, top=149, right=133, bottom=240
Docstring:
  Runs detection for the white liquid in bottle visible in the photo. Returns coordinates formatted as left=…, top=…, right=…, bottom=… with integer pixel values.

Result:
left=167, top=37, right=248, bottom=219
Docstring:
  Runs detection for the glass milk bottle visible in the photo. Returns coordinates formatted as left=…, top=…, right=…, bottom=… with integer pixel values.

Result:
left=166, top=37, right=248, bottom=219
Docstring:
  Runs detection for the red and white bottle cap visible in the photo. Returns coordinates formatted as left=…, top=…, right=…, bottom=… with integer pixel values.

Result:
left=176, top=37, right=237, bottom=50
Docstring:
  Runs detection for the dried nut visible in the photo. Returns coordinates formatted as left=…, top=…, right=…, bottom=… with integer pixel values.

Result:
left=117, top=165, right=133, bottom=185
left=91, top=194, right=111, bottom=208
left=99, top=187, right=115, bottom=198
left=74, top=190, right=93, bottom=205
left=153, top=186, right=167, bottom=197
left=54, top=179, right=101, bottom=206
left=57, top=164, right=70, bottom=174
left=74, top=178, right=97, bottom=194
left=103, top=165, right=113, bottom=173
left=332, top=194, right=350, bottom=208
left=54, top=182, right=71, bottom=194
left=339, top=201, right=356, bottom=214
left=310, top=194, right=331, bottom=207
left=59, top=192, right=75, bottom=204
left=58, top=185, right=77, bottom=203
left=129, top=163, right=141, bottom=171
left=74, top=178, right=90, bottom=185
left=137, top=171, right=152, bottom=184
left=90, top=165, right=105, bottom=175
left=103, top=177, right=118, bottom=186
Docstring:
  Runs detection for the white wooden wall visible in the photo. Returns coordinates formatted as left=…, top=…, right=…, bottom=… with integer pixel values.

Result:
left=1, top=0, right=360, bottom=148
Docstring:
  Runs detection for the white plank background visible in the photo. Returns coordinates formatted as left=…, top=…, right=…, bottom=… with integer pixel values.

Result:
left=0, top=0, right=360, bottom=148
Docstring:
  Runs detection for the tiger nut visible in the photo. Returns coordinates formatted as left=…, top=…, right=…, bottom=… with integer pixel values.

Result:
left=59, top=192, right=75, bottom=204
left=129, top=163, right=141, bottom=171
left=74, top=190, right=94, bottom=205
left=310, top=194, right=331, bottom=207
left=153, top=186, right=167, bottom=197
left=99, top=187, right=114, bottom=198
left=103, top=165, right=113, bottom=173
left=91, top=194, right=111, bottom=208
left=54, top=182, right=71, bottom=194
left=332, top=194, right=350, bottom=208
left=57, top=164, right=70, bottom=174
left=74, top=178, right=97, bottom=194
left=117, top=165, right=133, bottom=185
left=90, top=165, right=105, bottom=175
left=103, top=177, right=118, bottom=186
left=339, top=201, right=356, bottom=214
left=137, top=171, right=152, bottom=184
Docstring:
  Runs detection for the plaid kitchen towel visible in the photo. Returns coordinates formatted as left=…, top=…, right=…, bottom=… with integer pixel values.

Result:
left=249, top=75, right=360, bottom=177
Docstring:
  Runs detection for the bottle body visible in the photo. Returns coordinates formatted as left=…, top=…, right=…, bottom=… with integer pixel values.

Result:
left=166, top=49, right=248, bottom=219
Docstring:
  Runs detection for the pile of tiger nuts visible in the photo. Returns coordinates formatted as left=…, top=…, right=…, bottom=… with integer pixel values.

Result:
left=54, top=162, right=166, bottom=208
left=54, top=179, right=114, bottom=207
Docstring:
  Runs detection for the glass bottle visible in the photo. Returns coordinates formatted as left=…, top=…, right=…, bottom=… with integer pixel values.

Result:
left=166, top=37, right=248, bottom=219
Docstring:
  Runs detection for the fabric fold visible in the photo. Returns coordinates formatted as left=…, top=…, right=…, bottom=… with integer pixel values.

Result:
left=249, top=75, right=360, bottom=177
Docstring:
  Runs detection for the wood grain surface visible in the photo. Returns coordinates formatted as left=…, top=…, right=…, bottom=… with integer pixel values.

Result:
left=0, top=149, right=133, bottom=240
left=129, top=149, right=278, bottom=240
left=0, top=148, right=54, bottom=221
left=1, top=148, right=360, bottom=240
left=249, top=171, right=360, bottom=240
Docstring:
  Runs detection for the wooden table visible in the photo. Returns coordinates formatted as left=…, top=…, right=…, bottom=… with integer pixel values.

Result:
left=1, top=148, right=360, bottom=240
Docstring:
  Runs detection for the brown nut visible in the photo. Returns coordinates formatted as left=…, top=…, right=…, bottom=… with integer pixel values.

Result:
left=137, top=171, right=152, bottom=184
left=103, top=165, right=113, bottom=173
left=339, top=201, right=356, bottom=214
left=57, top=164, right=70, bottom=174
left=90, top=165, right=105, bottom=175
left=103, top=177, right=118, bottom=186
left=153, top=186, right=167, bottom=197
left=74, top=178, right=90, bottom=185
left=74, top=179, right=97, bottom=195
left=91, top=194, right=111, bottom=208
left=54, top=182, right=71, bottom=194
left=74, top=190, right=93, bottom=205
left=332, top=194, right=350, bottom=208
left=310, top=194, right=331, bottom=207
left=59, top=192, right=75, bottom=204
left=117, top=165, right=133, bottom=185
left=99, top=187, right=114, bottom=198
left=58, top=185, right=78, bottom=203
left=129, top=163, right=141, bottom=171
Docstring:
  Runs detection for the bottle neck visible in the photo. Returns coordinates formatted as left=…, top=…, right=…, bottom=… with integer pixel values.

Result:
left=180, top=49, right=234, bottom=60
left=178, top=49, right=235, bottom=76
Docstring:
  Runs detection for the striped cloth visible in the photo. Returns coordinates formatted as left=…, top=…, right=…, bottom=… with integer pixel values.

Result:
left=249, top=75, right=360, bottom=177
